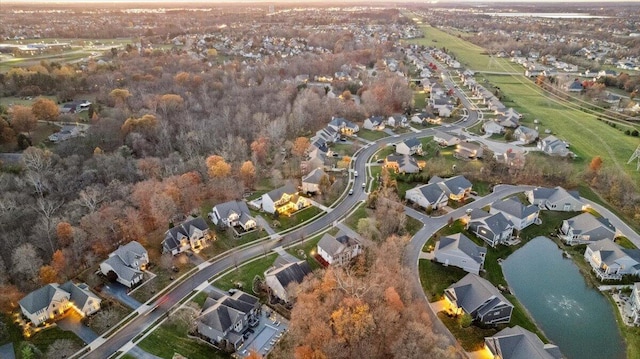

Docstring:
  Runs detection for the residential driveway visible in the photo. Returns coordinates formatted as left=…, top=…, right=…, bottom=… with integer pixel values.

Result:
left=0, top=343, right=15, bottom=359
left=102, top=282, right=142, bottom=310
left=126, top=346, right=164, bottom=359
left=255, top=215, right=277, bottom=238
left=383, top=128, right=396, bottom=137
left=58, top=311, right=98, bottom=344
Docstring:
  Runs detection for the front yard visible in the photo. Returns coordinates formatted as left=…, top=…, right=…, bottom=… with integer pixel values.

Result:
left=212, top=253, right=278, bottom=292
left=137, top=322, right=226, bottom=359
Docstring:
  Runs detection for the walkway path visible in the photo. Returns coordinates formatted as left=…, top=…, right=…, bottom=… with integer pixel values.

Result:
left=272, top=246, right=300, bottom=263
left=307, top=199, right=331, bottom=213
left=126, top=346, right=164, bottom=359
left=58, top=312, right=99, bottom=344
left=255, top=215, right=278, bottom=239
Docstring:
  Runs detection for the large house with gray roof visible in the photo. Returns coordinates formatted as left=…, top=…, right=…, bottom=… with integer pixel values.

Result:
left=405, top=182, right=448, bottom=211
left=526, top=186, right=584, bottom=212
left=328, top=117, right=359, bottom=135
left=316, top=232, right=362, bottom=266
left=445, top=273, right=513, bottom=325
left=384, top=154, right=423, bottom=174
left=302, top=168, right=327, bottom=194
left=432, top=130, right=461, bottom=147
left=209, top=200, right=256, bottom=232
left=559, top=212, right=616, bottom=245
left=261, top=181, right=310, bottom=215
left=19, top=282, right=101, bottom=326
left=485, top=326, right=563, bottom=359
left=162, top=217, right=211, bottom=255
left=584, top=238, right=640, bottom=281
left=264, top=258, right=312, bottom=303
left=196, top=288, right=260, bottom=351
left=625, top=283, right=640, bottom=326
left=434, top=233, right=487, bottom=275
left=429, top=175, right=473, bottom=201
left=490, top=197, right=540, bottom=231
left=538, top=135, right=573, bottom=157
left=100, top=241, right=149, bottom=288
left=467, top=209, right=515, bottom=247
left=395, top=137, right=423, bottom=156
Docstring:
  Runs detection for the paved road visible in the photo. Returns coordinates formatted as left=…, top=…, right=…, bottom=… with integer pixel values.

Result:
left=83, top=55, right=481, bottom=359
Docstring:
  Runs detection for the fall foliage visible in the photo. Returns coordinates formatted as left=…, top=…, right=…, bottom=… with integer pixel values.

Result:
left=206, top=155, right=232, bottom=178
left=31, top=98, right=59, bottom=122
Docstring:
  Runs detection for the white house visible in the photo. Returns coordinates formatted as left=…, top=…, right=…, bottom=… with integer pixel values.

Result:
left=395, top=137, right=423, bottom=156
left=317, top=232, right=362, bottom=266
left=210, top=200, right=256, bottom=231
left=19, top=282, right=101, bottom=326
left=264, top=259, right=312, bottom=303
left=432, top=130, right=460, bottom=147
left=584, top=239, right=640, bottom=281
left=455, top=141, right=483, bottom=159
left=429, top=175, right=473, bottom=201
left=434, top=233, right=487, bottom=275
left=513, top=126, right=539, bottom=144
left=526, top=186, right=584, bottom=211
left=387, top=114, right=408, bottom=128
left=301, top=168, right=327, bottom=194
left=559, top=212, right=617, bottom=245
left=467, top=209, right=515, bottom=247
left=328, top=117, right=359, bottom=135
left=100, top=241, right=149, bottom=288
left=490, top=197, right=540, bottom=231
left=626, top=283, right=640, bottom=326
left=405, top=182, right=448, bottom=211
left=538, top=135, right=573, bottom=157
left=363, top=116, right=385, bottom=131
left=261, top=181, right=309, bottom=215
left=482, top=121, right=505, bottom=135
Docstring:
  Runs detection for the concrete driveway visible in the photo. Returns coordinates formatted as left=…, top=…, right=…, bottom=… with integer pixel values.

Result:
left=102, top=282, right=142, bottom=310
left=58, top=311, right=98, bottom=344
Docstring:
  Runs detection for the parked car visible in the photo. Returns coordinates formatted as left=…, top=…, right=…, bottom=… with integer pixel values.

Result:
left=348, top=189, right=353, bottom=195
left=354, top=171, right=358, bottom=177
left=362, top=182, right=366, bottom=188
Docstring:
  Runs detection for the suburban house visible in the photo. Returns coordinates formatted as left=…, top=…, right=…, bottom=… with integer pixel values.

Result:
left=502, top=149, right=526, bottom=169
left=410, top=113, right=427, bottom=125
left=559, top=212, right=617, bottom=245
left=387, top=114, right=408, bottom=128
left=625, top=283, right=640, bottom=326
left=264, top=258, right=312, bottom=303
left=312, top=127, right=339, bottom=144
left=538, top=135, right=573, bottom=157
left=363, top=116, right=386, bottom=131
left=526, top=186, right=584, bottom=211
left=316, top=231, right=362, bottom=266
left=429, top=175, right=473, bottom=201
left=496, top=113, right=520, bottom=128
left=584, top=238, right=640, bottom=281
left=19, top=282, right=101, bottom=326
left=395, top=137, right=423, bottom=156
left=100, top=241, right=149, bottom=288
left=209, top=200, right=256, bottom=232
left=513, top=125, right=539, bottom=144
left=445, top=273, right=514, bottom=325
left=434, top=233, right=487, bottom=275
left=328, top=117, right=359, bottom=135
left=482, top=121, right=505, bottom=135
left=455, top=141, right=484, bottom=159
left=304, top=141, right=328, bottom=172
left=301, top=168, right=327, bottom=194
left=384, top=154, right=424, bottom=174
left=490, top=197, right=540, bottom=231
left=48, top=125, right=82, bottom=143
left=467, top=209, right=515, bottom=247
left=261, top=181, right=310, bottom=215
left=405, top=182, right=448, bottom=211
left=567, top=79, right=584, bottom=92
left=196, top=288, right=261, bottom=351
left=433, top=130, right=461, bottom=147
left=59, top=100, right=91, bottom=114
left=485, top=326, right=563, bottom=359
left=162, top=217, right=211, bottom=255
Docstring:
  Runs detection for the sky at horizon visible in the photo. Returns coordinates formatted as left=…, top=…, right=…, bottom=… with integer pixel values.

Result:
left=4, top=0, right=640, bottom=3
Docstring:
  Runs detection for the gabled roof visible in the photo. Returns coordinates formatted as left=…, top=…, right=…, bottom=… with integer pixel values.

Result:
left=402, top=137, right=421, bottom=148
left=413, top=182, right=447, bottom=204
left=386, top=154, right=420, bottom=173
left=265, top=181, right=298, bottom=202
left=433, top=130, right=459, bottom=142
left=366, top=115, right=385, bottom=125
left=447, top=273, right=511, bottom=314
left=318, top=231, right=360, bottom=258
left=492, top=197, right=539, bottom=220
left=266, top=260, right=312, bottom=289
left=302, top=168, right=326, bottom=185
left=529, top=186, right=580, bottom=203
left=486, top=326, right=562, bottom=359
left=440, top=175, right=473, bottom=196
left=565, top=212, right=616, bottom=238
left=103, top=255, right=142, bottom=282
left=588, top=238, right=638, bottom=267
left=199, top=297, right=244, bottom=334
left=19, top=284, right=66, bottom=314
left=436, top=233, right=486, bottom=265
left=163, top=218, right=208, bottom=251
left=113, top=241, right=147, bottom=267
left=469, top=209, right=514, bottom=234
left=213, top=200, right=252, bottom=220
left=59, top=281, right=99, bottom=310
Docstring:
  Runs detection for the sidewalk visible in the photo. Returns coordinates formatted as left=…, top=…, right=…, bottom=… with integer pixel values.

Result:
left=307, top=199, right=332, bottom=213
left=255, top=215, right=278, bottom=239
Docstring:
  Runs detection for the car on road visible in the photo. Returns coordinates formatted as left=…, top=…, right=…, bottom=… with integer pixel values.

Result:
left=354, top=170, right=358, bottom=177
left=362, top=182, right=366, bottom=188
left=348, top=189, right=353, bottom=195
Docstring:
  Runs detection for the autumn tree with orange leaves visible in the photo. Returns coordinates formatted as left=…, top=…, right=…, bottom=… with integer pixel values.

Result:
left=276, top=235, right=461, bottom=359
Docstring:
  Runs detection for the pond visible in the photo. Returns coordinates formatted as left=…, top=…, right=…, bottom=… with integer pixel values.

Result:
left=502, top=236, right=625, bottom=359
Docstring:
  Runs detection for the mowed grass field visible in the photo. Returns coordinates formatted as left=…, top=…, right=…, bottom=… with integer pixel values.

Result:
left=408, top=25, right=640, bottom=184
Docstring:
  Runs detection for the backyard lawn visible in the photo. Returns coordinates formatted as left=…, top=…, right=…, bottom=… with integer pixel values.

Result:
left=138, top=322, right=227, bottom=359
left=212, top=253, right=277, bottom=292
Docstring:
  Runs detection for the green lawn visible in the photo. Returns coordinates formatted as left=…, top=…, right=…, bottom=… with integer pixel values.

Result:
left=418, top=259, right=468, bottom=302
left=29, top=326, right=85, bottom=356
left=212, top=253, right=277, bottom=292
left=137, top=323, right=227, bottom=359
left=405, top=216, right=424, bottom=236
left=285, top=232, right=326, bottom=271
left=357, top=129, right=388, bottom=142
left=437, top=312, right=500, bottom=351
left=344, top=203, right=368, bottom=231
left=191, top=291, right=209, bottom=308
left=275, top=206, right=323, bottom=231
left=414, top=91, right=428, bottom=109
left=131, top=262, right=195, bottom=303
left=519, top=211, right=579, bottom=241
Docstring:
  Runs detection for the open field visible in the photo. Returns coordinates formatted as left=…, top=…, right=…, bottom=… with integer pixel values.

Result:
left=408, top=25, right=640, bottom=184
